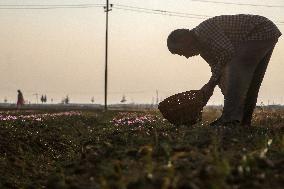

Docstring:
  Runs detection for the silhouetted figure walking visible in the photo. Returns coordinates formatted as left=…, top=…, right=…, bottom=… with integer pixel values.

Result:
left=17, top=90, right=25, bottom=109
left=41, top=95, right=44, bottom=104
left=41, top=94, right=47, bottom=103
left=44, top=95, right=47, bottom=103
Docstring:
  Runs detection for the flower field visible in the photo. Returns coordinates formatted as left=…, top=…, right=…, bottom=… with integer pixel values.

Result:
left=0, top=108, right=283, bottom=189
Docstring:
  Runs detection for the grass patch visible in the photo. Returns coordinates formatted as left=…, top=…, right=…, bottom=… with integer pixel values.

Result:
left=0, top=108, right=283, bottom=189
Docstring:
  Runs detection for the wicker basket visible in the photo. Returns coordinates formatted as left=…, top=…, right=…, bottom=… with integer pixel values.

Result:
left=158, top=90, right=206, bottom=126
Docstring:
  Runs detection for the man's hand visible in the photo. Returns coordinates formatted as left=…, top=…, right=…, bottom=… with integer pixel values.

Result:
left=200, top=80, right=217, bottom=105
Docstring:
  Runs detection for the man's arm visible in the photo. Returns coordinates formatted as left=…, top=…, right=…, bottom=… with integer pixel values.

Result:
left=199, top=50, right=222, bottom=92
left=195, top=19, right=235, bottom=97
left=194, top=18, right=235, bottom=75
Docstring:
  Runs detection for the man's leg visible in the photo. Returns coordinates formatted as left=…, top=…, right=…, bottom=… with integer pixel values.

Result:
left=220, top=40, right=277, bottom=124
left=241, top=47, right=275, bottom=126
left=221, top=55, right=259, bottom=122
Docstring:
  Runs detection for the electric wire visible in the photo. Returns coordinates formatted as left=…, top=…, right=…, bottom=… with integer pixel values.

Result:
left=0, top=4, right=104, bottom=9
left=112, top=6, right=207, bottom=20
left=112, top=4, right=284, bottom=25
left=0, top=4, right=104, bottom=7
left=114, top=4, right=211, bottom=18
left=0, top=2, right=283, bottom=25
left=190, top=0, right=284, bottom=8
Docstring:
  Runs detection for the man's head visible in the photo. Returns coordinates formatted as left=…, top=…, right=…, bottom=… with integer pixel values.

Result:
left=167, top=29, right=200, bottom=58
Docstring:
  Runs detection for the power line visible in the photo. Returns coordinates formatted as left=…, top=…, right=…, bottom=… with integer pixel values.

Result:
left=112, top=5, right=284, bottom=25
left=115, top=4, right=211, bottom=18
left=112, top=6, right=208, bottom=20
left=0, top=7, right=104, bottom=10
left=1, top=2, right=284, bottom=24
left=0, top=4, right=104, bottom=7
left=0, top=4, right=104, bottom=9
left=190, top=0, right=284, bottom=8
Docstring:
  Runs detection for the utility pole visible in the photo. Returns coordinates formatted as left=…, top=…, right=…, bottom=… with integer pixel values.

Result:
left=104, top=0, right=112, bottom=111
left=156, top=90, right=159, bottom=105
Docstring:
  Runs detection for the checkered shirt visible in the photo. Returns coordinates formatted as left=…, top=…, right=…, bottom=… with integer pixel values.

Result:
left=193, top=14, right=282, bottom=83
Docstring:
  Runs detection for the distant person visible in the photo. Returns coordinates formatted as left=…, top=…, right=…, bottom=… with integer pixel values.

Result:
left=44, top=95, right=47, bottom=103
left=167, top=14, right=281, bottom=127
left=17, top=90, right=25, bottom=109
left=41, top=94, right=47, bottom=103
left=41, top=95, right=44, bottom=104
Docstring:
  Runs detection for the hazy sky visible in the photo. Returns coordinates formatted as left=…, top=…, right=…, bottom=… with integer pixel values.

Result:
left=0, top=0, right=283, bottom=104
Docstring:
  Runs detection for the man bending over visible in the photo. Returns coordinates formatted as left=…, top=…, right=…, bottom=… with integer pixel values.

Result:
left=167, top=14, right=281, bottom=127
